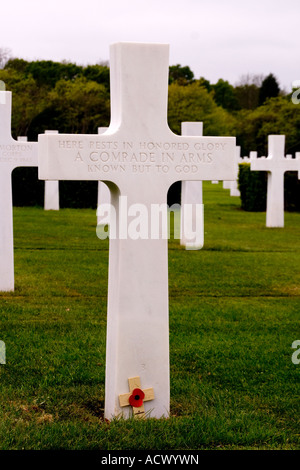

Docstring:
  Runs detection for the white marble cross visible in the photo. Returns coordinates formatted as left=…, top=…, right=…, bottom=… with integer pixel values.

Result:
left=250, top=135, right=300, bottom=227
left=0, top=91, right=38, bottom=291
left=18, top=133, right=60, bottom=211
left=44, top=131, right=59, bottom=211
left=18, top=131, right=59, bottom=211
left=180, top=122, right=204, bottom=249
left=249, top=151, right=257, bottom=160
left=38, top=42, right=236, bottom=419
left=97, top=127, right=111, bottom=226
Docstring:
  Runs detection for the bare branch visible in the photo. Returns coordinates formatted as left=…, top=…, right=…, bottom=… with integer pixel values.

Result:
left=0, top=47, right=12, bottom=69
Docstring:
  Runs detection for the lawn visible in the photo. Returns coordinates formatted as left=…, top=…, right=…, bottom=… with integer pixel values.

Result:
left=0, top=181, right=299, bottom=450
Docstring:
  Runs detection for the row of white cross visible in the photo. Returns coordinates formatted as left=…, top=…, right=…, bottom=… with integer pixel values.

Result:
left=0, top=42, right=300, bottom=420
left=223, top=139, right=300, bottom=228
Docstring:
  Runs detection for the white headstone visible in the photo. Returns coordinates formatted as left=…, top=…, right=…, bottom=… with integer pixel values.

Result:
left=38, top=42, right=236, bottom=419
left=250, top=135, right=300, bottom=227
left=44, top=131, right=59, bottom=211
left=229, top=146, right=241, bottom=197
left=0, top=91, right=38, bottom=291
left=97, top=127, right=111, bottom=225
left=180, top=122, right=204, bottom=249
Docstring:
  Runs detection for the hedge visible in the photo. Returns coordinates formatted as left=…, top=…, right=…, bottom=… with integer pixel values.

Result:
left=12, top=168, right=98, bottom=209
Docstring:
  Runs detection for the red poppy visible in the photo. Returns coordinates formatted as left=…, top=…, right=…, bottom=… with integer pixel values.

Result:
left=129, top=388, right=145, bottom=408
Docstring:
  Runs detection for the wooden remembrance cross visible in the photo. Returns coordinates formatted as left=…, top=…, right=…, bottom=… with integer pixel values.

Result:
left=0, top=91, right=38, bottom=291
left=38, top=42, right=236, bottom=419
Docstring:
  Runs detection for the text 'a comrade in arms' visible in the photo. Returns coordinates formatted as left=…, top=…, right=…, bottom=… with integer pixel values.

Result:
left=59, top=139, right=229, bottom=174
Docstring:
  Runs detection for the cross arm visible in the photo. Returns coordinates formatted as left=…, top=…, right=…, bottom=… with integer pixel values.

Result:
left=119, top=387, right=155, bottom=407
left=38, top=132, right=236, bottom=188
left=250, top=157, right=270, bottom=172
left=251, top=155, right=300, bottom=173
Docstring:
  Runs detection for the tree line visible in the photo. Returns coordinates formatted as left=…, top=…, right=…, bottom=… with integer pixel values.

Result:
left=1, top=51, right=300, bottom=158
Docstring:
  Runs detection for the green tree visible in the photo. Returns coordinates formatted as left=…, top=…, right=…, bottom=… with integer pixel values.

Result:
left=5, top=59, right=82, bottom=88
left=83, top=64, right=110, bottom=90
left=236, top=96, right=300, bottom=156
left=234, top=83, right=260, bottom=110
left=211, top=79, right=240, bottom=111
left=259, top=73, right=280, bottom=105
left=198, top=77, right=212, bottom=93
left=169, top=65, right=194, bottom=85
left=5, top=58, right=29, bottom=73
left=0, top=68, right=46, bottom=137
left=234, top=74, right=263, bottom=110
left=29, top=77, right=110, bottom=136
left=167, top=82, right=236, bottom=136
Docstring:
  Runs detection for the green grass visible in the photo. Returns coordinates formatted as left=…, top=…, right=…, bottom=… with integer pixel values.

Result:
left=0, top=182, right=299, bottom=450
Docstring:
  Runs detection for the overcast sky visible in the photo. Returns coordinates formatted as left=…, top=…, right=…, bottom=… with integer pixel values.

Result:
left=0, top=0, right=299, bottom=91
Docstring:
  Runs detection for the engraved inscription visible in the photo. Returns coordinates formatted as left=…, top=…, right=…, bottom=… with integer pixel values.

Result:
left=0, top=143, right=34, bottom=163
left=57, top=139, right=228, bottom=175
